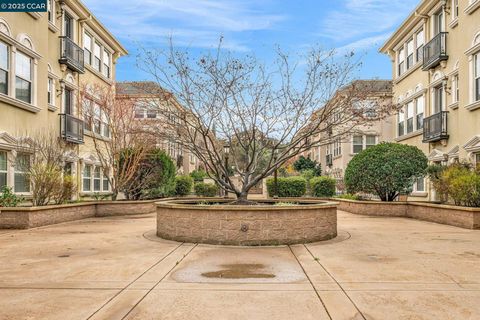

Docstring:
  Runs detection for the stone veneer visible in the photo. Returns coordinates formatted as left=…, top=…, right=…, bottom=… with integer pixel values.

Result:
left=335, top=199, right=480, bottom=229
left=156, top=199, right=337, bottom=246
left=0, top=200, right=157, bottom=229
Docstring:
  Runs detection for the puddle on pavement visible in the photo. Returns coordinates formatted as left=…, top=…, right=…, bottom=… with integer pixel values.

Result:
left=201, top=264, right=275, bottom=279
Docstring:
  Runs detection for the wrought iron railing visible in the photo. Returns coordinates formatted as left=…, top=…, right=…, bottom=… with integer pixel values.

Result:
left=423, top=111, right=448, bottom=143
left=59, top=36, right=85, bottom=73
left=423, top=32, right=448, bottom=70
left=60, top=114, right=84, bottom=144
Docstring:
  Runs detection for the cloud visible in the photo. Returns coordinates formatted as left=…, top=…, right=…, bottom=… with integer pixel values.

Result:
left=82, top=0, right=286, bottom=51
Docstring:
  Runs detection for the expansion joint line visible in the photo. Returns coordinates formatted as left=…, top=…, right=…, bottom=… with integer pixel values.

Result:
left=121, top=243, right=198, bottom=320
left=303, top=244, right=367, bottom=320
left=86, top=242, right=187, bottom=320
left=287, top=245, right=333, bottom=320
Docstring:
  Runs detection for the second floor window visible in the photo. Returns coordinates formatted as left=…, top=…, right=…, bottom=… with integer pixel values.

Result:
left=475, top=53, right=480, bottom=102
left=433, top=86, right=443, bottom=113
left=416, top=30, right=424, bottom=63
left=406, top=101, right=414, bottom=134
left=416, top=96, right=424, bottom=130
left=47, top=0, right=54, bottom=22
left=398, top=48, right=405, bottom=76
left=103, top=50, right=110, bottom=78
left=0, top=41, right=8, bottom=95
left=452, top=74, right=459, bottom=103
left=452, top=0, right=459, bottom=19
left=83, top=33, right=92, bottom=65
left=15, top=52, right=32, bottom=104
left=406, top=39, right=414, bottom=69
left=93, top=42, right=101, bottom=71
left=47, top=77, right=53, bottom=105
left=64, top=87, right=74, bottom=114
left=398, top=109, right=405, bottom=136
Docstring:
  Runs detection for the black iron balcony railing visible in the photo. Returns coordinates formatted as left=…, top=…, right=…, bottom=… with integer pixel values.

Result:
left=326, top=154, right=333, bottom=168
left=423, top=111, right=449, bottom=143
left=59, top=36, right=85, bottom=73
left=60, top=114, right=84, bottom=144
left=423, top=32, right=448, bottom=70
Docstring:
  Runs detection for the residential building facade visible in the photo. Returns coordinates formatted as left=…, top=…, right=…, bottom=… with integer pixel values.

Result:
left=380, top=0, right=480, bottom=200
left=116, top=81, right=201, bottom=174
left=0, top=1, right=127, bottom=199
left=303, top=80, right=394, bottom=192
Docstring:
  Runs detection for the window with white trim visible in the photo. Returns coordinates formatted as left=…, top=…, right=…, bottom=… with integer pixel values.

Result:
left=102, top=49, right=110, bottom=78
left=83, top=32, right=92, bottom=65
left=93, top=103, right=101, bottom=134
left=14, top=153, right=30, bottom=193
left=398, top=48, right=405, bottom=76
left=47, top=0, right=54, bottom=23
left=47, top=77, right=53, bottom=105
left=0, top=41, right=8, bottom=95
left=416, top=96, right=424, bottom=130
left=352, top=135, right=363, bottom=154
left=416, top=29, right=424, bottom=63
left=406, top=101, right=414, bottom=134
left=398, top=109, right=405, bottom=136
left=82, top=98, right=93, bottom=131
left=0, top=151, right=7, bottom=190
left=93, top=166, right=101, bottom=191
left=15, top=51, right=32, bottom=103
left=413, top=177, right=425, bottom=192
left=93, top=42, right=101, bottom=72
left=452, top=0, right=459, bottom=19
left=333, top=139, right=341, bottom=157
left=475, top=53, right=480, bottom=102
left=406, top=39, right=414, bottom=69
left=452, top=74, right=459, bottom=103
left=365, top=135, right=376, bottom=149
left=102, top=171, right=109, bottom=191
left=433, top=85, right=444, bottom=113
left=82, top=164, right=92, bottom=192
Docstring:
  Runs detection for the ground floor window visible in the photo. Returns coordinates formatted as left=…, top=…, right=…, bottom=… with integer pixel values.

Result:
left=413, top=177, right=425, bottom=193
left=0, top=151, right=7, bottom=189
left=102, top=172, right=109, bottom=191
left=352, top=135, right=363, bottom=154
left=93, top=167, right=101, bottom=191
left=83, top=165, right=92, bottom=192
left=475, top=153, right=480, bottom=168
left=14, top=153, right=30, bottom=193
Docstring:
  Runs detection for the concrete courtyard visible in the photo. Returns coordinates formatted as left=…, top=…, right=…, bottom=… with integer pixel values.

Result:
left=0, top=211, right=479, bottom=320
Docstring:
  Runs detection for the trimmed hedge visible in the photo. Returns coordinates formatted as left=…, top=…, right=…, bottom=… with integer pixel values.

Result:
left=266, top=177, right=306, bottom=198
left=194, top=182, right=219, bottom=197
left=175, top=175, right=194, bottom=196
left=310, top=176, right=336, bottom=197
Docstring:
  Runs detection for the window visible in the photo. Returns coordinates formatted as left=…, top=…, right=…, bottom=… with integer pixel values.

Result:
left=434, top=11, right=444, bottom=34
left=433, top=86, right=443, bottom=113
left=406, top=39, right=414, bottom=69
left=93, top=103, right=101, bottom=134
left=416, top=96, right=424, bottom=130
left=101, top=110, right=110, bottom=137
left=14, top=153, right=30, bottom=193
left=93, top=42, right=101, bottom=71
left=83, top=33, right=92, bottom=65
left=413, top=177, right=425, bottom=192
left=15, top=52, right=32, bottom=103
left=333, top=139, right=341, bottom=157
left=452, top=74, right=459, bottom=103
left=475, top=153, right=480, bottom=167
left=416, top=30, right=424, bottom=63
left=0, top=41, right=8, bottom=95
left=134, top=106, right=145, bottom=118
left=64, top=87, right=73, bottom=114
left=48, top=77, right=53, bottom=105
left=82, top=98, right=93, bottom=131
left=102, top=50, right=110, bottom=78
left=47, top=0, right=54, bottom=22
left=475, top=53, right=480, bottom=102
left=82, top=165, right=91, bottom=192
left=365, top=135, right=376, bottom=149
left=406, top=101, right=414, bottom=134
left=352, top=135, right=363, bottom=154
left=64, top=162, right=72, bottom=176
left=452, top=0, right=459, bottom=19
left=398, top=48, right=405, bottom=76
left=0, top=151, right=7, bottom=190
left=398, top=109, right=405, bottom=136
left=93, top=167, right=101, bottom=191
left=146, top=108, right=157, bottom=119
left=102, top=172, right=109, bottom=191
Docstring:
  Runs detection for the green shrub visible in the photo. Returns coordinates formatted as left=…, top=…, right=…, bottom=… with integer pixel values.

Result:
left=266, top=177, right=306, bottom=198
left=310, top=176, right=336, bottom=197
left=293, top=156, right=321, bottom=176
left=0, top=186, right=24, bottom=207
left=190, top=169, right=207, bottom=182
left=344, top=142, right=428, bottom=201
left=194, top=182, right=219, bottom=197
left=334, top=194, right=360, bottom=200
left=175, top=175, right=194, bottom=196
left=449, top=173, right=480, bottom=207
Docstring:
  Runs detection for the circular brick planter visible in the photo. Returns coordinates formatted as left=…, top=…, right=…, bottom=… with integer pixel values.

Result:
left=156, top=198, right=337, bottom=246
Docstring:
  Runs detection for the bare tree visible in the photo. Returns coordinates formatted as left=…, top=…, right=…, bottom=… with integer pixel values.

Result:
left=79, top=83, right=156, bottom=200
left=138, top=39, right=395, bottom=203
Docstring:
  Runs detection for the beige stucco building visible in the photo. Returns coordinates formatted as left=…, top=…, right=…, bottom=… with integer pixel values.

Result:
left=0, top=1, right=127, bottom=199
left=300, top=80, right=394, bottom=192
left=380, top=0, right=480, bottom=201
left=116, top=82, right=201, bottom=175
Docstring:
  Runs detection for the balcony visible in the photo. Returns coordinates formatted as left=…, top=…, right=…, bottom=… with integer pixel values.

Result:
left=59, top=36, right=85, bottom=73
left=60, top=114, right=84, bottom=144
left=423, top=111, right=449, bottom=143
left=422, top=32, right=448, bottom=70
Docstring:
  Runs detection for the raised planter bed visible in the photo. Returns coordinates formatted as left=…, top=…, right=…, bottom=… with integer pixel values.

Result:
left=335, top=198, right=480, bottom=229
left=156, top=198, right=338, bottom=246
left=0, top=200, right=157, bottom=229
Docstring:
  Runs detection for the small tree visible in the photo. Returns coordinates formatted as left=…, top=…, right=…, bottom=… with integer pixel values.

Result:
left=190, top=169, right=207, bottom=183
left=175, top=175, right=194, bottom=196
left=294, top=156, right=321, bottom=176
left=344, top=143, right=428, bottom=201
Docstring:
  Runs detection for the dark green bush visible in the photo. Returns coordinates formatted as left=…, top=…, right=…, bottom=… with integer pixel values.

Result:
left=189, top=169, right=207, bottom=182
left=175, top=175, right=194, bottom=196
left=293, top=156, right=322, bottom=176
left=0, top=186, right=24, bottom=207
left=344, top=142, right=428, bottom=201
left=266, top=176, right=306, bottom=198
left=310, top=176, right=336, bottom=197
left=194, top=182, right=219, bottom=197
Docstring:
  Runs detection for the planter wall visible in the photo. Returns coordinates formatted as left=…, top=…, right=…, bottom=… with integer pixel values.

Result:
left=335, top=198, right=480, bottom=229
left=0, top=200, right=157, bottom=229
left=157, top=199, right=337, bottom=245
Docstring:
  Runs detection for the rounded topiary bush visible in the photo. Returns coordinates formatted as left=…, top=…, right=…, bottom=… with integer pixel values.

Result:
left=266, top=176, right=306, bottom=198
left=344, top=142, right=428, bottom=201
left=194, top=182, right=219, bottom=197
left=175, top=175, right=194, bottom=196
left=310, top=176, right=336, bottom=197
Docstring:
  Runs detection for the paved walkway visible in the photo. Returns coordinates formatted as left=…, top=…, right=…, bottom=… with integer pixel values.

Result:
left=0, top=212, right=479, bottom=319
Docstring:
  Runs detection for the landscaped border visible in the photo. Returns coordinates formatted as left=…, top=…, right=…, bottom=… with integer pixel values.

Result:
left=335, top=198, right=480, bottom=229
left=156, top=198, right=338, bottom=246
left=0, top=200, right=157, bottom=229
